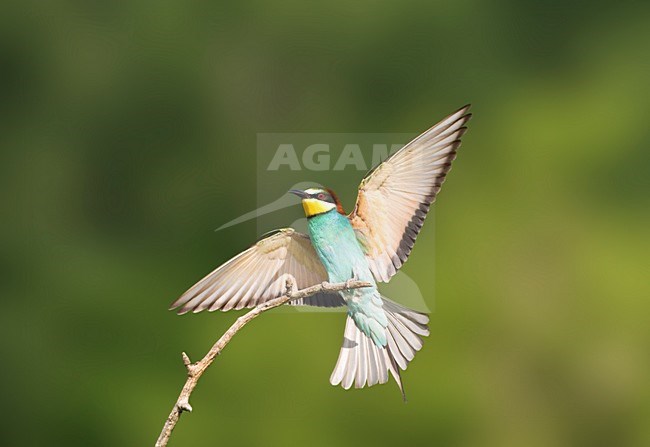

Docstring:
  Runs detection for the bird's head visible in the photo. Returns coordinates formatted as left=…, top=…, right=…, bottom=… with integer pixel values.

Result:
left=289, top=187, right=346, bottom=218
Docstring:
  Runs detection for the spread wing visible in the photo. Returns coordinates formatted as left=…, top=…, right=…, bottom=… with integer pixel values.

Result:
left=348, top=105, right=472, bottom=282
left=170, top=228, right=342, bottom=313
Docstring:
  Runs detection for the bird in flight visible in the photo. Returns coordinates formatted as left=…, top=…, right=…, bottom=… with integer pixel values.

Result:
left=171, top=105, right=472, bottom=398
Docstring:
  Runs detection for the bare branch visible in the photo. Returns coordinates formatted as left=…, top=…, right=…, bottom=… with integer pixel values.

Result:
left=155, top=279, right=372, bottom=447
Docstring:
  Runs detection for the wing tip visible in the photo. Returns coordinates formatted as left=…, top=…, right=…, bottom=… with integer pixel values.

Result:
left=169, top=297, right=187, bottom=313
left=452, top=104, right=472, bottom=125
left=169, top=291, right=206, bottom=315
left=457, top=103, right=472, bottom=114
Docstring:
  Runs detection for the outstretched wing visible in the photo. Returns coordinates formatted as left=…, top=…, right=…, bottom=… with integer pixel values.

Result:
left=170, top=228, right=341, bottom=313
left=348, top=105, right=472, bottom=282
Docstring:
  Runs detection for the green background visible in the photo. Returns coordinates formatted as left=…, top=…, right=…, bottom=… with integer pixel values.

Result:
left=1, top=1, right=649, bottom=446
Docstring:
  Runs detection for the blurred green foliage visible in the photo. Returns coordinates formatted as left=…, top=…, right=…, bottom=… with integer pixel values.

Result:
left=1, top=0, right=649, bottom=446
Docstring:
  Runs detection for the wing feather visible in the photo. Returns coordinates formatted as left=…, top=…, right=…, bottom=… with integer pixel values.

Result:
left=170, top=228, right=341, bottom=313
left=348, top=105, right=472, bottom=282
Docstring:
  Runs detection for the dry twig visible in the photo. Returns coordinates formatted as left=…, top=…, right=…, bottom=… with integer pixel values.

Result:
left=155, top=279, right=372, bottom=447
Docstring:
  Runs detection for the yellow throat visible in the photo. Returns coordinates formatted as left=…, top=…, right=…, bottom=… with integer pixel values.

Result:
left=302, top=198, right=335, bottom=217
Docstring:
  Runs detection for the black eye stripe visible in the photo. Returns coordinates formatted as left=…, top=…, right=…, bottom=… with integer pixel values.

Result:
left=312, top=192, right=334, bottom=203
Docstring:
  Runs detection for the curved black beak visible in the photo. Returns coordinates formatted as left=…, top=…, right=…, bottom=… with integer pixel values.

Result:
left=289, top=189, right=309, bottom=199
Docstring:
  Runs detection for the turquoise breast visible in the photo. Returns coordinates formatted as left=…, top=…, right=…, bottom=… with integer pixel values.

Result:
left=307, top=209, right=388, bottom=347
left=307, top=209, right=376, bottom=285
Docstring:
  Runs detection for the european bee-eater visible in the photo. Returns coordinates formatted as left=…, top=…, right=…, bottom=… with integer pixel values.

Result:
left=171, top=105, right=472, bottom=397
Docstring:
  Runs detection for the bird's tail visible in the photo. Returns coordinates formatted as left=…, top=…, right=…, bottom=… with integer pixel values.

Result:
left=329, top=297, right=429, bottom=400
